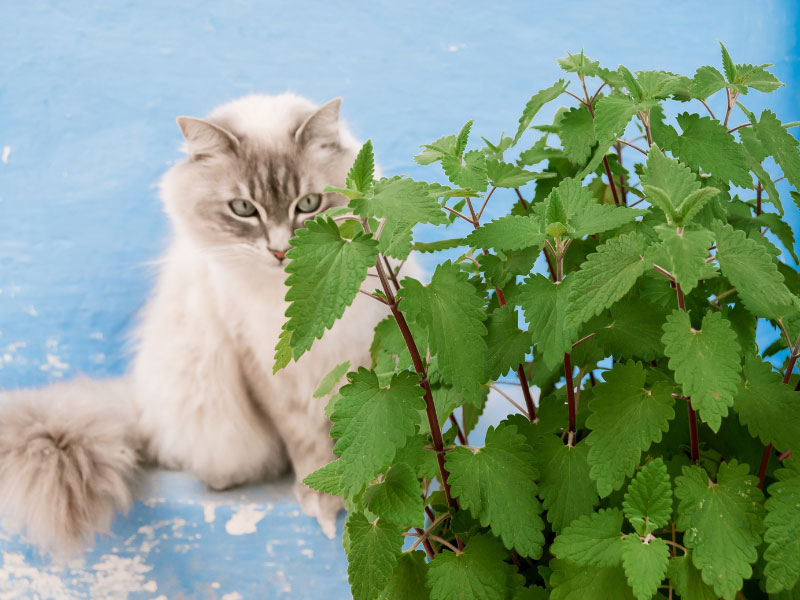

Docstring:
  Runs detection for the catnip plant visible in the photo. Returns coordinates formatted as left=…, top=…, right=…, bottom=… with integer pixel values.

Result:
left=275, top=45, right=800, bottom=600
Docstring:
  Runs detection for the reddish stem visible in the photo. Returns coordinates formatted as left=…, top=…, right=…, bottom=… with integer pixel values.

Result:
left=564, top=353, right=576, bottom=439
left=514, top=188, right=529, bottom=212
left=687, top=400, right=700, bottom=463
left=759, top=349, right=800, bottom=488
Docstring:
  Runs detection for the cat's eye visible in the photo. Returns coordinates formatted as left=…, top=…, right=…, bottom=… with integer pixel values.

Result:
left=296, top=193, right=322, bottom=214
left=229, top=199, right=258, bottom=218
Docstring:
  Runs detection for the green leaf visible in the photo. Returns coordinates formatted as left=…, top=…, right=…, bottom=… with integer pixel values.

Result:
left=414, top=134, right=457, bottom=165
left=351, top=176, right=449, bottom=226
left=441, top=150, right=489, bottom=192
left=550, top=559, right=635, bottom=600
left=514, top=80, right=570, bottom=143
left=566, top=232, right=651, bottom=329
left=313, top=360, right=351, bottom=398
left=455, top=119, right=474, bottom=157
left=579, top=92, right=639, bottom=177
left=663, top=113, right=752, bottom=188
left=534, top=435, right=599, bottom=532
left=518, top=274, right=579, bottom=370
left=478, top=246, right=540, bottom=289
left=558, top=105, right=596, bottom=165
left=713, top=221, right=795, bottom=319
left=550, top=508, right=625, bottom=567
left=655, top=225, right=714, bottom=293
left=720, top=42, right=737, bottom=83
left=331, top=369, right=425, bottom=497
left=641, top=185, right=676, bottom=224
left=282, top=217, right=379, bottom=361
left=484, top=305, right=532, bottom=380
left=362, top=463, right=424, bottom=528
left=635, top=70, right=692, bottom=101
left=661, top=309, right=741, bottom=432
left=585, top=361, right=675, bottom=497
left=667, top=554, right=718, bottom=600
left=691, top=65, right=727, bottom=100
left=399, top=260, right=488, bottom=392
left=303, top=459, right=343, bottom=496
left=412, top=238, right=466, bottom=253
left=518, top=135, right=566, bottom=167
left=621, top=536, right=670, bottom=600
left=394, top=434, right=439, bottom=481
left=346, top=139, right=375, bottom=193
left=465, top=214, right=545, bottom=252
left=623, top=458, right=673, bottom=536
left=557, top=50, right=600, bottom=77
left=446, top=422, right=545, bottom=557
left=595, top=298, right=668, bottom=362
left=754, top=109, right=800, bottom=191
left=378, top=551, right=431, bottom=600
left=428, top=534, right=525, bottom=600
left=641, top=145, right=700, bottom=212
left=675, top=187, right=721, bottom=226
left=675, top=461, right=766, bottom=600
left=545, top=177, right=646, bottom=239
left=737, top=63, right=783, bottom=93
left=735, top=354, right=800, bottom=453
left=273, top=324, right=293, bottom=373
left=345, top=513, right=404, bottom=600
left=764, top=458, right=800, bottom=593
left=487, top=160, right=551, bottom=188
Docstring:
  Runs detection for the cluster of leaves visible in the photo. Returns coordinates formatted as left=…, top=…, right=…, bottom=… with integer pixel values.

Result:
left=277, top=44, right=800, bottom=599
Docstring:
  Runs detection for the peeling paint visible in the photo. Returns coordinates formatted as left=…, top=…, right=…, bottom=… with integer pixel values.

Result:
left=224, top=505, right=266, bottom=535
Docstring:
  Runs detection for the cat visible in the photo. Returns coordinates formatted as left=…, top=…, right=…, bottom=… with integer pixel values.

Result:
left=0, top=93, right=399, bottom=556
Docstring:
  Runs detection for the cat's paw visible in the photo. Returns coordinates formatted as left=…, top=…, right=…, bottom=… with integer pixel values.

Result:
left=296, top=485, right=343, bottom=539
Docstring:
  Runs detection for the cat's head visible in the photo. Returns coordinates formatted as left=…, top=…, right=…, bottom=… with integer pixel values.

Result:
left=161, top=93, right=359, bottom=270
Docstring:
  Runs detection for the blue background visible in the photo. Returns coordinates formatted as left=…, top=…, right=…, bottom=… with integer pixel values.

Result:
left=0, top=1, right=798, bottom=597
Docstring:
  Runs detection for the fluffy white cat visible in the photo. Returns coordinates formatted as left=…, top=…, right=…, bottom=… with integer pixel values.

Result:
left=0, top=94, right=400, bottom=555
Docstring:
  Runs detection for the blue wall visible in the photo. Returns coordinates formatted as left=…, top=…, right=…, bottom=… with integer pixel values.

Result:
left=1, top=0, right=798, bottom=387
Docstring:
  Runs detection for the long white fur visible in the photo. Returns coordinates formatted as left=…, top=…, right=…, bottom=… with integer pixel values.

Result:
left=0, top=94, right=408, bottom=555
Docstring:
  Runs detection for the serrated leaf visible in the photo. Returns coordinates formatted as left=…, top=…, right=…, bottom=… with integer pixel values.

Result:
left=484, top=305, right=532, bottom=380
left=441, top=150, right=489, bottom=192
left=641, top=145, right=701, bottom=211
left=663, top=113, right=752, bottom=188
left=720, top=42, right=737, bottom=83
left=486, top=159, right=550, bottom=188
left=478, top=246, right=539, bottom=289
left=362, top=463, right=424, bottom=528
left=713, top=221, right=795, bottom=319
left=585, top=361, right=675, bottom=497
left=557, top=50, right=600, bottom=77
left=378, top=551, right=431, bottom=600
left=636, top=70, right=692, bottom=101
left=428, top=533, right=525, bottom=600
left=282, top=217, right=379, bottom=361
left=545, top=177, right=646, bottom=239
left=655, top=225, right=714, bottom=293
left=331, top=369, right=425, bottom=497
left=764, top=458, right=800, bottom=593
left=621, top=536, right=670, bottom=600
left=595, top=298, right=667, bottom=362
left=550, top=508, right=625, bottom=567
left=346, top=140, right=375, bottom=193
left=273, top=324, right=293, bottom=373
left=465, top=214, right=545, bottom=252
left=661, top=309, right=741, bottom=432
left=691, top=65, right=727, bottom=100
left=394, top=434, right=439, bottom=481
left=642, top=185, right=676, bottom=223
left=675, top=187, right=720, bottom=225
left=455, top=119, right=474, bottom=157
left=735, top=354, right=800, bottom=453
left=754, top=109, right=800, bottom=191
left=579, top=92, right=639, bottom=177
left=313, top=360, right=351, bottom=398
left=303, top=459, right=343, bottom=496
left=351, top=176, right=449, bottom=226
left=668, top=554, right=718, bottom=600
left=675, top=461, right=766, bottom=600
left=623, top=458, right=673, bottom=535
left=518, top=274, right=579, bottom=370
left=414, top=134, right=457, bottom=165
left=737, top=63, right=783, bottom=93
left=399, top=260, right=488, bottom=392
left=345, top=513, right=404, bottom=600
left=412, top=238, right=466, bottom=253
left=514, top=80, right=570, bottom=143
left=558, top=105, right=596, bottom=165
left=566, top=232, right=651, bottom=329
left=446, top=422, right=545, bottom=557
left=534, top=435, right=599, bottom=532
left=550, top=559, right=635, bottom=600
left=518, top=135, right=566, bottom=167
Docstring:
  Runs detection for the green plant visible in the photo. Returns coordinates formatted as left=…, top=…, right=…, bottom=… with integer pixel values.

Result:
left=276, top=44, right=800, bottom=599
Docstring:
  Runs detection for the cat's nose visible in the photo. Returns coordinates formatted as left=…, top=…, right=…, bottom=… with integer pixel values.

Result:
left=269, top=249, right=287, bottom=261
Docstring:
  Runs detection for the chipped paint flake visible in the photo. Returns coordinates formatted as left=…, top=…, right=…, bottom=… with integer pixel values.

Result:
left=1, top=146, right=9, bottom=164
left=225, top=505, right=266, bottom=535
left=201, top=501, right=217, bottom=523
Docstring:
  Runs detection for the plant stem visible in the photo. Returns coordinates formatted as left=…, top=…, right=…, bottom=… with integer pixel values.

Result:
left=756, top=181, right=763, bottom=216
left=449, top=414, right=467, bottom=445
left=564, top=353, right=576, bottom=443
left=382, top=255, right=401, bottom=290
left=723, top=89, right=739, bottom=128
left=514, top=188, right=529, bottom=212
left=477, top=187, right=497, bottom=220
left=699, top=99, right=717, bottom=121
left=490, top=383, right=531, bottom=420
left=409, top=512, right=451, bottom=552
left=602, top=157, right=621, bottom=205
left=728, top=122, right=751, bottom=134
left=687, top=401, right=700, bottom=463
left=373, top=257, right=457, bottom=510
left=616, top=138, right=649, bottom=156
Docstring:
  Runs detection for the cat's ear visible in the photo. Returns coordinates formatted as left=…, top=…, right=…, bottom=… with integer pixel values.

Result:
left=294, top=98, right=342, bottom=147
left=176, top=116, right=240, bottom=158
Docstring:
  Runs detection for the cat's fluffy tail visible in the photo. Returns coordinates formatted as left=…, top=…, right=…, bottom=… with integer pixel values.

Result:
left=0, top=377, right=139, bottom=557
